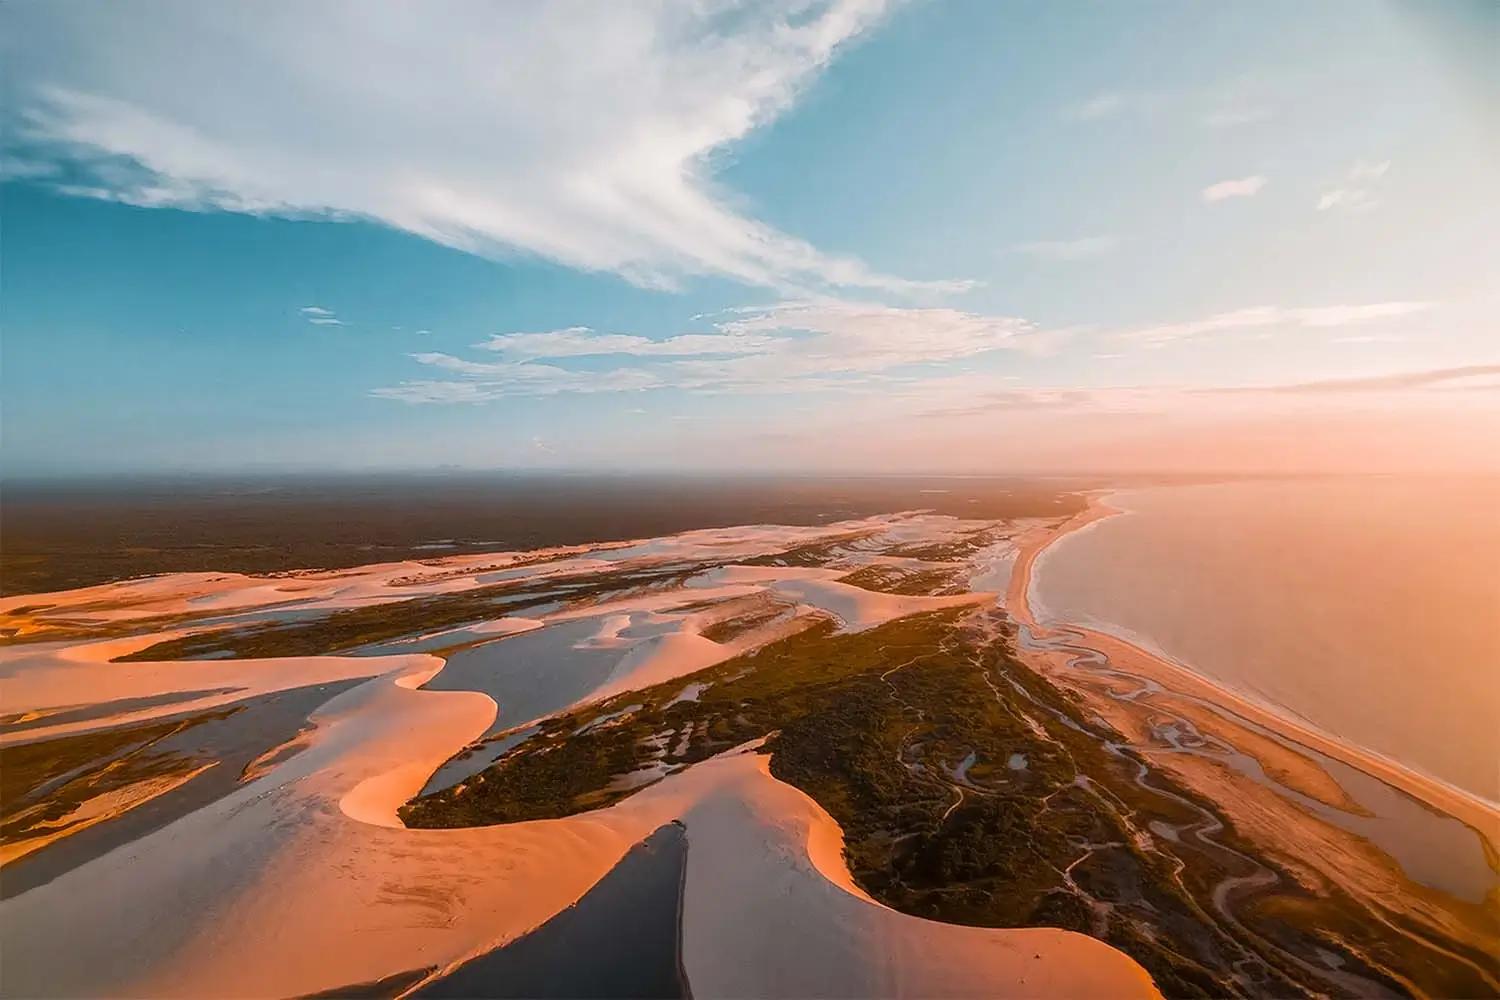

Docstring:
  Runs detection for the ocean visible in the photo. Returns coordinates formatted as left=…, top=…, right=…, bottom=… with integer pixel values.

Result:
left=1030, top=476, right=1500, bottom=803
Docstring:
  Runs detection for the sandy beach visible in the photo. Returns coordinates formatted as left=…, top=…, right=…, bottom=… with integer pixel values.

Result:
left=1008, top=495, right=1500, bottom=843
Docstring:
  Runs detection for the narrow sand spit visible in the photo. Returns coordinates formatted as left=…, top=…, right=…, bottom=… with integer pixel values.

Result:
left=396, top=615, right=546, bottom=646
left=0, top=634, right=1158, bottom=999
left=0, top=632, right=415, bottom=746
left=1009, top=497, right=1500, bottom=847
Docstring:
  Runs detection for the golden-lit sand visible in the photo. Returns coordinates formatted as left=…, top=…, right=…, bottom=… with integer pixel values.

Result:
left=0, top=517, right=900, bottom=637
left=678, top=750, right=1157, bottom=1000
left=0, top=646, right=1157, bottom=999
left=692, top=564, right=995, bottom=631
left=0, top=632, right=424, bottom=747
left=1, top=515, right=1160, bottom=999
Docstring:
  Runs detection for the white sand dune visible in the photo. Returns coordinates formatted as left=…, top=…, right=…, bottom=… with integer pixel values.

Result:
left=590, top=630, right=734, bottom=703
left=0, top=516, right=911, bottom=633
left=567, top=599, right=812, bottom=707
left=680, top=752, right=1158, bottom=1000
left=0, top=659, right=1156, bottom=999
left=0, top=631, right=423, bottom=746
left=1, top=515, right=1158, bottom=999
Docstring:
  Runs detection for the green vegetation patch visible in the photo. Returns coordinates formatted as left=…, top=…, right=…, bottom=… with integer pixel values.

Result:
left=112, top=565, right=699, bottom=662
left=1, top=708, right=232, bottom=845
left=836, top=564, right=965, bottom=596
left=401, top=611, right=1253, bottom=995
left=400, top=607, right=1473, bottom=998
left=696, top=599, right=791, bottom=643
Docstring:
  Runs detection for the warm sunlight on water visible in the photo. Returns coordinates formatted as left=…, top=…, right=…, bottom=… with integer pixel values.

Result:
left=1032, top=477, right=1500, bottom=802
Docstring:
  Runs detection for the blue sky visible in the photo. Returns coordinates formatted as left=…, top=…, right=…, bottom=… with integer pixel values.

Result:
left=3, top=0, right=1496, bottom=474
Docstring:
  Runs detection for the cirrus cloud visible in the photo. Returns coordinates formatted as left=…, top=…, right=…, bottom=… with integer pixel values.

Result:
left=1317, top=160, right=1390, bottom=213
left=6, top=0, right=971, bottom=296
left=1118, top=301, right=1434, bottom=347
left=300, top=305, right=343, bottom=327
left=373, top=299, right=1058, bottom=403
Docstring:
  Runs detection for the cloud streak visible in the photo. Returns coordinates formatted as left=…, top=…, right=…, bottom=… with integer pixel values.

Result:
left=1201, top=175, right=1266, bottom=202
left=7, top=1, right=971, bottom=295
left=1227, top=364, right=1500, bottom=395
left=373, top=300, right=1056, bottom=403
left=912, top=365, right=1500, bottom=422
left=300, top=305, right=343, bottom=327
left=1119, top=301, right=1434, bottom=346
left=1317, top=160, right=1389, bottom=213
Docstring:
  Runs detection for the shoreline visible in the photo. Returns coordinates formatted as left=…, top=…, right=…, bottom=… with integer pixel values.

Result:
left=1008, top=494, right=1500, bottom=846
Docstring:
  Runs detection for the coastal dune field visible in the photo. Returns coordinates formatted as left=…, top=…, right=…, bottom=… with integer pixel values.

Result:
left=9, top=2, right=1498, bottom=997
left=1, top=482, right=1496, bottom=999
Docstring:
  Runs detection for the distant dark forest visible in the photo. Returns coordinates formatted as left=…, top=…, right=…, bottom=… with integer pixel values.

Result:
left=1, top=473, right=1101, bottom=595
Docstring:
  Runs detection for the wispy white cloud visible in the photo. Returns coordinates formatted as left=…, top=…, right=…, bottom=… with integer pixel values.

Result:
left=300, top=305, right=344, bottom=326
left=1011, top=235, right=1119, bottom=261
left=1201, top=175, right=1266, bottom=202
left=8, top=1, right=971, bottom=296
left=1317, top=189, right=1371, bottom=213
left=1317, top=159, right=1390, bottom=213
left=1063, top=89, right=1178, bottom=122
left=1118, top=301, right=1434, bottom=347
left=909, top=364, right=1499, bottom=421
left=664, top=301, right=1059, bottom=389
left=1349, top=160, right=1391, bottom=182
left=369, top=381, right=503, bottom=405
left=1070, top=83, right=1273, bottom=129
left=1200, top=364, right=1500, bottom=395
left=371, top=362, right=666, bottom=403
left=1291, top=302, right=1427, bottom=327
left=373, top=300, right=1058, bottom=403
left=476, top=326, right=774, bottom=359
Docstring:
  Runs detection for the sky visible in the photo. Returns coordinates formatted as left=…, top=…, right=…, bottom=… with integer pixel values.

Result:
left=3, top=0, right=1497, bottom=476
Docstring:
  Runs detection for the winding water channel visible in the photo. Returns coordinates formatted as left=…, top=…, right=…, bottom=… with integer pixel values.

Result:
left=1004, top=612, right=1498, bottom=997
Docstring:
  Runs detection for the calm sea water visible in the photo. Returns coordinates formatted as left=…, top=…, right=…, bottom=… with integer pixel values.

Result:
left=1031, top=477, right=1500, bottom=802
